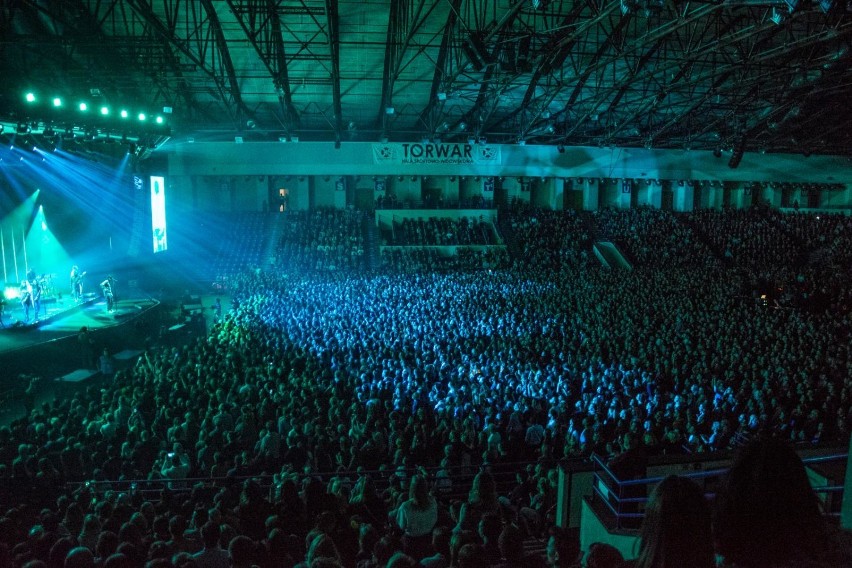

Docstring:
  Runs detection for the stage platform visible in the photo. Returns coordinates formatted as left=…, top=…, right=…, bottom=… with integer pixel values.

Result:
left=0, top=294, right=160, bottom=356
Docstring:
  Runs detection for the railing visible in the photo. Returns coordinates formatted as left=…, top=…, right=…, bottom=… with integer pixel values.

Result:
left=63, top=461, right=539, bottom=507
left=589, top=450, right=848, bottom=530
left=376, top=197, right=495, bottom=210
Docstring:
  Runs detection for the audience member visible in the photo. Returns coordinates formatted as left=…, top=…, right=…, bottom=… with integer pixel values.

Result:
left=629, top=475, right=714, bottom=568
left=714, top=436, right=852, bottom=568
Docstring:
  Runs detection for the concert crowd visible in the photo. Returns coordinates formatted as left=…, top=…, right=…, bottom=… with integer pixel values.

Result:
left=0, top=205, right=851, bottom=567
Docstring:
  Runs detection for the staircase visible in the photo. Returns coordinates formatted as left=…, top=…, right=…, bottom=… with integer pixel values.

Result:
left=363, top=214, right=381, bottom=272
left=593, top=241, right=633, bottom=270
left=262, top=213, right=284, bottom=269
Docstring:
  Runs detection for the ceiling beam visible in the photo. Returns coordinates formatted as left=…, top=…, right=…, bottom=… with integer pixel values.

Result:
left=199, top=0, right=254, bottom=129
left=227, top=0, right=299, bottom=134
left=326, top=0, right=342, bottom=144
left=415, top=0, right=462, bottom=135
left=121, top=0, right=252, bottom=126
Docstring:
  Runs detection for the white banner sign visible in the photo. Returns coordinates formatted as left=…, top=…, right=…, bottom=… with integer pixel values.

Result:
left=372, top=143, right=501, bottom=165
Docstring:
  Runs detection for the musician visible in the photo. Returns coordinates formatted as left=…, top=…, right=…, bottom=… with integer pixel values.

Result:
left=21, top=278, right=34, bottom=322
left=70, top=265, right=85, bottom=302
left=101, top=276, right=116, bottom=313
left=32, top=276, right=43, bottom=320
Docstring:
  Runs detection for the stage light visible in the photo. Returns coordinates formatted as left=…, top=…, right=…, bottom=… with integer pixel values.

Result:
left=138, top=113, right=146, bottom=121
left=155, top=116, right=164, bottom=124
left=53, top=97, right=62, bottom=107
left=120, top=110, right=128, bottom=118
left=25, top=92, right=36, bottom=103
left=79, top=102, right=88, bottom=111
left=16, top=123, right=31, bottom=134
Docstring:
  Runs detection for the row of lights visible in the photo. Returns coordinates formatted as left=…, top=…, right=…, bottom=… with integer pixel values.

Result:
left=23, top=92, right=167, bottom=125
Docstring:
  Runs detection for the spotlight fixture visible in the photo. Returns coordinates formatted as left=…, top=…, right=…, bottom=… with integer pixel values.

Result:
left=25, top=92, right=36, bottom=103
left=16, top=123, right=31, bottom=134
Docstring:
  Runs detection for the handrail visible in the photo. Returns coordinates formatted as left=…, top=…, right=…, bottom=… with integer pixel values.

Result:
left=590, top=450, right=848, bottom=529
left=64, top=460, right=541, bottom=497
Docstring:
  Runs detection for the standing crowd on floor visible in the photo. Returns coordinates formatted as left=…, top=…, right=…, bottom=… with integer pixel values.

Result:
left=0, top=205, right=850, bottom=567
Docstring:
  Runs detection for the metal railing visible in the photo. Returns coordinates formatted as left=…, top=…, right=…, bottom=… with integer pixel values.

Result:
left=590, top=450, right=848, bottom=530
left=64, top=460, right=538, bottom=508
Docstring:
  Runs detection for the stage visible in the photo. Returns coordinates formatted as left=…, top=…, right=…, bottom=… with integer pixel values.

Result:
left=0, top=293, right=160, bottom=355
left=0, top=290, right=164, bottom=423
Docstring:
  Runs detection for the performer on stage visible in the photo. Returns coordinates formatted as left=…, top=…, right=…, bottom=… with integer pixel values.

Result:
left=32, top=276, right=43, bottom=321
left=101, top=276, right=116, bottom=313
left=70, top=265, right=85, bottom=302
left=20, top=278, right=34, bottom=322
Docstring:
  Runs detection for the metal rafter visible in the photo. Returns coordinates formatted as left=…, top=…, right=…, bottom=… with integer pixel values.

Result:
left=62, top=0, right=196, bottom=113
left=1, top=1, right=850, bottom=154
left=415, top=0, right=461, bottom=135
left=227, top=0, right=298, bottom=133
left=120, top=0, right=251, bottom=126
left=378, top=0, right=442, bottom=133
left=437, top=0, right=528, bottom=141
left=326, top=0, right=342, bottom=143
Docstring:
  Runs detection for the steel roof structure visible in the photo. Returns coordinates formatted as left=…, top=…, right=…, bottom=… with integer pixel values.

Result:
left=1, top=0, right=851, bottom=157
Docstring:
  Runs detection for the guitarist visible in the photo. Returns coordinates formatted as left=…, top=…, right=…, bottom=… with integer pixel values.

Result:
left=32, top=277, right=43, bottom=321
left=70, top=265, right=86, bottom=302
left=20, top=279, right=34, bottom=322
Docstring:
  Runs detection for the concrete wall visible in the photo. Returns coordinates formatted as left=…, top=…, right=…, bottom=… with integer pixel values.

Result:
left=165, top=141, right=852, bottom=184
left=165, top=169, right=852, bottom=214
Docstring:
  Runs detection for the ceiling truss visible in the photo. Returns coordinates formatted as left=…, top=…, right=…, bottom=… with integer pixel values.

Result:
left=1, top=0, right=850, bottom=156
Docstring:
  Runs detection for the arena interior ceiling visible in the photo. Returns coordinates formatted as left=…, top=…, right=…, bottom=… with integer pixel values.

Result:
left=1, top=0, right=851, bottom=158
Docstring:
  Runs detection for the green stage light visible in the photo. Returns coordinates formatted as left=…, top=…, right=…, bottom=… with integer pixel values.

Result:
left=100, top=106, right=110, bottom=116
left=138, top=113, right=146, bottom=121
left=155, top=116, right=164, bottom=124
left=120, top=110, right=128, bottom=118
left=53, top=97, right=62, bottom=107
left=79, top=102, right=88, bottom=111
left=25, top=92, right=36, bottom=103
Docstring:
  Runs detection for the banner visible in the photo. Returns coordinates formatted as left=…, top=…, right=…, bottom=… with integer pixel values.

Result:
left=372, top=142, right=501, bottom=165
left=621, top=179, right=633, bottom=194
left=335, top=178, right=346, bottom=192
left=374, top=178, right=386, bottom=193
left=483, top=177, right=495, bottom=192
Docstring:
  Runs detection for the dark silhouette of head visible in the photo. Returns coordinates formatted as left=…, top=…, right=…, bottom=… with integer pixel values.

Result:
left=714, top=436, right=830, bottom=568
left=634, top=475, right=714, bottom=568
